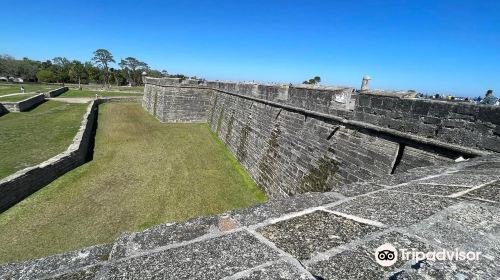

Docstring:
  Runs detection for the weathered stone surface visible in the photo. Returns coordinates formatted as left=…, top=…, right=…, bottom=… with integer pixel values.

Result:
left=407, top=202, right=500, bottom=259
left=97, top=231, right=280, bottom=279
left=257, top=210, right=381, bottom=260
left=46, top=264, right=102, bottom=280
left=390, top=258, right=500, bottom=280
left=0, top=244, right=111, bottom=280
left=392, top=183, right=468, bottom=196
left=329, top=182, right=384, bottom=197
left=229, top=192, right=340, bottom=227
left=463, top=181, right=499, bottom=202
left=306, top=231, right=433, bottom=280
left=109, top=216, right=219, bottom=260
left=331, top=191, right=458, bottom=226
left=415, top=174, right=498, bottom=187
left=230, top=260, right=313, bottom=280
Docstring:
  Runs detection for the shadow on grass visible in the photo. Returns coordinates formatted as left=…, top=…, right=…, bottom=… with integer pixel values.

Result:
left=86, top=105, right=99, bottom=162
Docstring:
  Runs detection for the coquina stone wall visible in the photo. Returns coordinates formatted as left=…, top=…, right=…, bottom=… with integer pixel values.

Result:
left=0, top=101, right=98, bottom=213
left=44, top=87, right=69, bottom=98
left=354, top=93, right=500, bottom=153
left=0, top=93, right=45, bottom=112
left=142, top=78, right=500, bottom=198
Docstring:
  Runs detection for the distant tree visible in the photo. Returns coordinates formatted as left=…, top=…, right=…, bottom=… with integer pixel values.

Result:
left=17, top=58, right=39, bottom=81
left=69, top=61, right=86, bottom=89
left=36, top=69, right=57, bottom=82
left=302, top=76, right=321, bottom=85
left=83, top=61, right=97, bottom=83
left=161, top=70, right=169, bottom=77
left=92, top=49, right=115, bottom=87
left=119, top=57, right=148, bottom=85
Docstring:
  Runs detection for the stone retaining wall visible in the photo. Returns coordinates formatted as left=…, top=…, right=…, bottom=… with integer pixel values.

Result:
left=0, top=93, right=45, bottom=112
left=0, top=100, right=98, bottom=213
left=143, top=78, right=490, bottom=198
left=44, top=87, right=68, bottom=98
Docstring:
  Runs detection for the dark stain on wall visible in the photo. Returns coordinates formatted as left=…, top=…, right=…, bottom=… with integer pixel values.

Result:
left=300, top=156, right=340, bottom=193
left=210, top=95, right=218, bottom=126
left=258, top=123, right=281, bottom=193
left=216, top=107, right=224, bottom=135
left=237, top=122, right=251, bottom=162
left=225, top=113, right=234, bottom=143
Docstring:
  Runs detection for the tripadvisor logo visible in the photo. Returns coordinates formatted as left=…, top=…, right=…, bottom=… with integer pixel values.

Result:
left=374, top=243, right=481, bottom=267
left=375, top=243, right=398, bottom=266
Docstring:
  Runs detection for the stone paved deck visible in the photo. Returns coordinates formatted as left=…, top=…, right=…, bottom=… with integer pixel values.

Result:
left=1, top=155, right=499, bottom=279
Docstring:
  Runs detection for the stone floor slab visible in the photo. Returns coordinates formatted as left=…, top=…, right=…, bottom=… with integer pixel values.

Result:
left=229, top=192, right=340, bottom=227
left=257, top=210, right=381, bottom=260
left=407, top=202, right=500, bottom=260
left=229, top=260, right=313, bottom=280
left=97, top=231, right=280, bottom=280
left=329, top=182, right=384, bottom=197
left=463, top=181, right=500, bottom=203
left=110, top=216, right=218, bottom=260
left=306, top=231, right=433, bottom=280
left=416, top=174, right=497, bottom=187
left=392, top=183, right=468, bottom=196
left=331, top=191, right=457, bottom=227
left=0, top=244, right=111, bottom=280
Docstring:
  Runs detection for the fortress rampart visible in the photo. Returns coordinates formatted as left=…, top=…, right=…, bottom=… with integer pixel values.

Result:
left=143, top=77, right=499, bottom=197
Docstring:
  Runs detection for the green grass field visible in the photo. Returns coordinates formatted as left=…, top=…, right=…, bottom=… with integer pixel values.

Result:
left=0, top=94, right=39, bottom=102
left=59, top=89, right=143, bottom=98
left=0, top=101, right=88, bottom=179
left=0, top=84, right=56, bottom=96
left=0, top=103, right=266, bottom=263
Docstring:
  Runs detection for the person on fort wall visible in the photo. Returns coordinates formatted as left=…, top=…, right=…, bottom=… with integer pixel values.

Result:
left=481, top=90, right=498, bottom=105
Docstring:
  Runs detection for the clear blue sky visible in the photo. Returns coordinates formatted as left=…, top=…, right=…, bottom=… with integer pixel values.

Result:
left=0, top=0, right=498, bottom=96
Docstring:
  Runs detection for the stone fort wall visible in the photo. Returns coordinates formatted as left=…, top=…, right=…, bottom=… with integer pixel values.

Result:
left=143, top=77, right=499, bottom=198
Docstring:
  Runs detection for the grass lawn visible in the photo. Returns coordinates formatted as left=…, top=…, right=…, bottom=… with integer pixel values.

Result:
left=59, top=89, right=142, bottom=98
left=0, top=103, right=266, bottom=263
left=0, top=84, right=56, bottom=96
left=0, top=94, right=39, bottom=102
left=0, top=101, right=88, bottom=179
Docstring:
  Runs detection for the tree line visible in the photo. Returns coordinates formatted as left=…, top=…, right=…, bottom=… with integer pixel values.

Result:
left=0, top=49, right=189, bottom=88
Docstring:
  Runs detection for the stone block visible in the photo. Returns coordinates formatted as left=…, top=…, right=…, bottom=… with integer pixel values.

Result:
left=109, top=216, right=219, bottom=260
left=331, top=191, right=457, bottom=226
left=415, top=174, right=497, bottom=187
left=257, top=210, right=381, bottom=260
left=306, top=231, right=434, bottom=280
left=393, top=183, right=467, bottom=196
left=0, top=244, right=111, bottom=280
left=232, top=260, right=313, bottom=280
left=97, top=231, right=281, bottom=279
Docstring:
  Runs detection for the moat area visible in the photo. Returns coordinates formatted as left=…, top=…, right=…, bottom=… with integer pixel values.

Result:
left=0, top=102, right=265, bottom=263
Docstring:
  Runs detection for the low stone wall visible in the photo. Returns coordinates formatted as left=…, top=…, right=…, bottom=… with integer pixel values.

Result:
left=0, top=100, right=98, bottom=213
left=44, top=87, right=68, bottom=98
left=0, top=93, right=45, bottom=112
